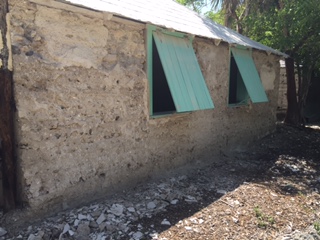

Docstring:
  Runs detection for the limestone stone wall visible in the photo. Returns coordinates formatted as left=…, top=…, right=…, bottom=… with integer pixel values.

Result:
left=8, top=0, right=280, bottom=213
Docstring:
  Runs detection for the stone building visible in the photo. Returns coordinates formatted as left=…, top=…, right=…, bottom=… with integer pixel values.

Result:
left=0, top=0, right=285, bottom=213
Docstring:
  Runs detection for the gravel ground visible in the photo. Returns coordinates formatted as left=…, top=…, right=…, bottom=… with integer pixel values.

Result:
left=0, top=123, right=320, bottom=240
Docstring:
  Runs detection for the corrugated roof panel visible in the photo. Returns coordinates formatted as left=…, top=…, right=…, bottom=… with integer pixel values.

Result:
left=63, top=0, right=286, bottom=57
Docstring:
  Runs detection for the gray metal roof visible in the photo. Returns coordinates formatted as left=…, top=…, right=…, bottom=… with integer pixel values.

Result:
left=64, top=0, right=286, bottom=57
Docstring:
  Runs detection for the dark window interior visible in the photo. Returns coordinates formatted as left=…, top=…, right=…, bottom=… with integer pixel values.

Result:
left=228, top=53, right=249, bottom=104
left=152, top=38, right=176, bottom=114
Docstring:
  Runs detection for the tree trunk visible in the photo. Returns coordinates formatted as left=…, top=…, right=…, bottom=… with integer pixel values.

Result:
left=224, top=13, right=233, bottom=28
left=0, top=0, right=17, bottom=211
left=299, top=66, right=313, bottom=124
left=236, top=22, right=243, bottom=34
left=0, top=70, right=16, bottom=211
left=284, top=57, right=302, bottom=126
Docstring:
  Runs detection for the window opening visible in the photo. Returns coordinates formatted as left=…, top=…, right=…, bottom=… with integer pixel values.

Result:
left=229, top=53, right=249, bottom=105
left=152, top=38, right=176, bottom=114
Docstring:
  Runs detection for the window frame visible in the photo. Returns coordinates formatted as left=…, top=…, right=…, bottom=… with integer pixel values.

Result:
left=147, top=25, right=214, bottom=117
left=228, top=46, right=269, bottom=107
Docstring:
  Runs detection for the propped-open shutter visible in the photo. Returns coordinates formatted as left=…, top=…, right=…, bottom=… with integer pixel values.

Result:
left=231, top=47, right=268, bottom=103
left=153, top=31, right=214, bottom=112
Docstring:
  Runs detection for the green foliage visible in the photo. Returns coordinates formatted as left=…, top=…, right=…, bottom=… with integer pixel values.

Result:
left=206, top=9, right=224, bottom=25
left=254, top=206, right=263, bottom=218
left=314, top=222, right=320, bottom=235
left=254, top=206, right=275, bottom=229
left=175, top=0, right=207, bottom=13
left=243, top=0, right=320, bottom=73
left=179, top=0, right=320, bottom=69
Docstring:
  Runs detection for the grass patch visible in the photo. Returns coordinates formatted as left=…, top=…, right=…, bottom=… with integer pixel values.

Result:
left=254, top=206, right=275, bottom=229
left=314, top=222, right=320, bottom=235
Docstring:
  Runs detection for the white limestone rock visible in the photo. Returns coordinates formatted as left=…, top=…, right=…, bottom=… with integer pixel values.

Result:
left=132, top=231, right=143, bottom=240
left=161, top=219, right=171, bottom=226
left=0, top=228, right=7, bottom=237
left=147, top=201, right=156, bottom=209
left=96, top=213, right=106, bottom=225
left=109, top=204, right=125, bottom=216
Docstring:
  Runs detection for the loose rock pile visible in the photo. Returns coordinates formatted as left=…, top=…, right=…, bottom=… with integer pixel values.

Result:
left=1, top=169, right=319, bottom=240
left=0, top=169, right=237, bottom=240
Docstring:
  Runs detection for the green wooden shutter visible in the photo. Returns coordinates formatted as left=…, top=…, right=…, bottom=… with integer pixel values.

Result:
left=231, top=47, right=268, bottom=103
left=153, top=31, right=214, bottom=112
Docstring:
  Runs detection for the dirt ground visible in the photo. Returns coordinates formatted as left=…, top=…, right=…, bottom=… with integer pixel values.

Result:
left=133, top=123, right=320, bottom=240
left=1, top=122, right=320, bottom=240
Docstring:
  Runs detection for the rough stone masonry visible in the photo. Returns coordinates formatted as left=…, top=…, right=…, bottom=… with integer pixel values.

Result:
left=6, top=0, right=280, bottom=215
